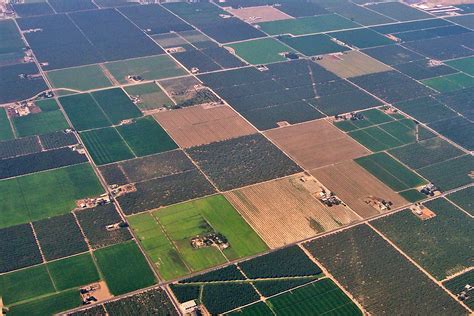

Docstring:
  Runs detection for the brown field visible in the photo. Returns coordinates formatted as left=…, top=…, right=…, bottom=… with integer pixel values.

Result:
left=310, top=161, right=408, bottom=218
left=226, top=6, right=293, bottom=23
left=154, top=104, right=257, bottom=148
left=315, top=51, right=391, bottom=78
left=225, top=173, right=360, bottom=248
left=265, top=119, right=370, bottom=170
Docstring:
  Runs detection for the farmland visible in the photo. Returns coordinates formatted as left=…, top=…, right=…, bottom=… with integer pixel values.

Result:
left=305, top=224, right=466, bottom=315
left=46, top=64, right=112, bottom=93
left=129, top=195, right=267, bottom=280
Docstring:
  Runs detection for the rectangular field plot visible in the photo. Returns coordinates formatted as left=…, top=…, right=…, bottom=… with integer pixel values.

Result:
left=355, top=152, right=427, bottom=192
left=330, top=2, right=395, bottom=26
left=94, top=240, right=156, bottom=295
left=0, top=163, right=103, bottom=229
left=129, top=195, right=267, bottom=280
left=0, top=62, right=48, bottom=104
left=279, top=34, right=349, bottom=57
left=33, top=213, right=88, bottom=261
left=443, top=270, right=474, bottom=310
left=225, top=38, right=293, bottom=65
left=446, top=56, right=474, bottom=76
left=117, top=169, right=216, bottom=215
left=265, top=119, right=369, bottom=170
left=447, top=186, right=474, bottom=216
left=394, top=96, right=458, bottom=124
left=0, top=19, right=25, bottom=66
left=422, top=73, right=474, bottom=93
left=154, top=104, right=256, bottom=148
left=172, top=46, right=245, bottom=73
left=226, top=174, right=360, bottom=248
left=403, top=34, right=474, bottom=61
left=315, top=50, right=391, bottom=78
left=124, top=82, right=174, bottom=111
left=257, top=14, right=359, bottom=36
left=267, top=279, right=362, bottom=315
left=47, top=0, right=97, bottom=13
left=0, top=223, right=42, bottom=273
left=372, top=198, right=473, bottom=280
left=429, top=116, right=474, bottom=151
left=12, top=100, right=70, bottom=137
left=6, top=289, right=80, bottom=316
left=186, top=134, right=301, bottom=191
left=394, top=59, right=458, bottom=81
left=0, top=109, right=14, bottom=141
left=80, top=127, right=134, bottom=165
left=47, top=64, right=113, bottom=93
left=226, top=5, right=293, bottom=23
left=417, top=155, right=474, bottom=191
left=304, top=224, right=467, bottom=315
left=91, top=88, right=142, bottom=125
left=368, top=2, right=433, bottom=21
left=435, top=87, right=474, bottom=121
left=0, top=135, right=42, bottom=160
left=330, top=28, right=396, bottom=49
left=59, top=93, right=111, bottom=131
left=362, top=44, right=424, bottom=66
left=75, top=203, right=132, bottom=249
left=104, top=55, right=186, bottom=84
left=311, top=160, right=407, bottom=218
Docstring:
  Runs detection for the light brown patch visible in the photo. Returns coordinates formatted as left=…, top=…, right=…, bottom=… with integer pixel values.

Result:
left=310, top=160, right=408, bottom=219
left=265, top=119, right=370, bottom=170
left=154, top=104, right=257, bottom=148
left=225, top=173, right=360, bottom=248
left=226, top=6, right=294, bottom=23
left=315, top=51, right=391, bottom=78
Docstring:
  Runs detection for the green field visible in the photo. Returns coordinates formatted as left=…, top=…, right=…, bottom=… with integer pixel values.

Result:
left=104, top=54, right=186, bottom=84
left=258, top=14, right=359, bottom=36
left=124, top=82, right=174, bottom=111
left=422, top=72, right=474, bottom=93
left=443, top=270, right=474, bottom=309
left=47, top=64, right=112, bottom=92
left=59, top=93, right=111, bottom=131
left=0, top=163, right=103, bottom=228
left=80, top=127, right=134, bottom=165
left=267, top=279, right=361, bottom=315
left=279, top=33, right=349, bottom=57
left=445, top=56, right=474, bottom=76
left=330, top=28, right=395, bottom=48
left=47, top=253, right=100, bottom=291
left=447, top=186, right=473, bottom=216
left=94, top=241, right=156, bottom=295
left=228, top=301, right=273, bottom=315
left=129, top=195, right=268, bottom=280
left=116, top=116, right=177, bottom=157
left=355, top=152, right=427, bottom=192
left=13, top=103, right=69, bottom=137
left=372, top=198, right=473, bottom=279
left=0, top=108, right=14, bottom=140
left=226, top=38, right=291, bottom=65
left=334, top=108, right=395, bottom=132
left=91, top=88, right=142, bottom=125
left=7, top=289, right=80, bottom=316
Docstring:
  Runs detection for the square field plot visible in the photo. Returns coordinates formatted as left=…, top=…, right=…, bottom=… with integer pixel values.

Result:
left=94, top=241, right=156, bottom=295
left=447, top=187, right=474, bottom=217
left=279, top=34, right=349, bottom=57
left=46, top=253, right=100, bottom=291
left=33, top=213, right=88, bottom=261
left=304, top=224, right=466, bottom=315
left=265, top=119, right=370, bottom=170
left=362, top=44, right=424, bottom=66
left=315, top=50, right=391, bottom=78
left=330, top=28, right=396, bottom=49
left=0, top=62, right=48, bottom=104
left=355, top=152, right=428, bottom=192
left=446, top=56, right=474, bottom=76
left=257, top=14, right=359, bottom=36
left=124, top=82, right=174, bottom=111
left=372, top=198, right=473, bottom=280
left=91, top=88, right=142, bottom=125
left=225, top=37, right=293, bottom=65
left=80, top=127, right=134, bottom=165
left=47, top=64, right=113, bottom=93
left=186, top=134, right=301, bottom=191
left=0, top=163, right=103, bottom=229
left=154, top=104, right=257, bottom=148
left=225, top=174, right=360, bottom=248
left=75, top=203, right=132, bottom=249
left=104, top=54, right=186, bottom=84
left=0, top=223, right=42, bottom=273
left=129, top=195, right=268, bottom=280
left=59, top=93, right=111, bottom=131
left=227, top=6, right=293, bottom=23
left=311, top=160, right=408, bottom=218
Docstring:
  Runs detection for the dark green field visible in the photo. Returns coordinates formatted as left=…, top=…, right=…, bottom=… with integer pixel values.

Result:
left=80, top=127, right=134, bottom=165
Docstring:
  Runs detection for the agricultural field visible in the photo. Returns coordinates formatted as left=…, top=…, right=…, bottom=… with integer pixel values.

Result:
left=0, top=62, right=48, bottom=104
left=225, top=174, right=360, bottom=248
left=422, top=72, right=474, bottom=93
left=154, top=104, right=257, bottom=148
left=123, top=82, right=174, bottom=111
left=279, top=33, right=349, bottom=57
left=0, top=109, right=14, bottom=141
left=46, top=64, right=113, bottom=93
left=443, top=270, right=474, bottom=310
left=311, top=160, right=408, bottom=218
left=0, top=163, right=103, bottom=229
left=186, top=134, right=301, bottom=191
left=129, top=195, right=267, bottom=280
left=305, top=224, right=467, bottom=315
left=447, top=186, right=474, bottom=216
left=225, top=38, right=293, bottom=65
left=265, top=119, right=369, bottom=169
left=372, top=198, right=473, bottom=279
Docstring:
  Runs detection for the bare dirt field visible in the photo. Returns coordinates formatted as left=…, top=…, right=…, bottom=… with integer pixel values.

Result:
left=265, top=119, right=370, bottom=170
left=154, top=104, right=257, bottom=148
left=226, top=6, right=294, bottom=23
left=310, top=161, right=408, bottom=219
left=315, top=51, right=391, bottom=78
left=225, top=173, right=360, bottom=248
